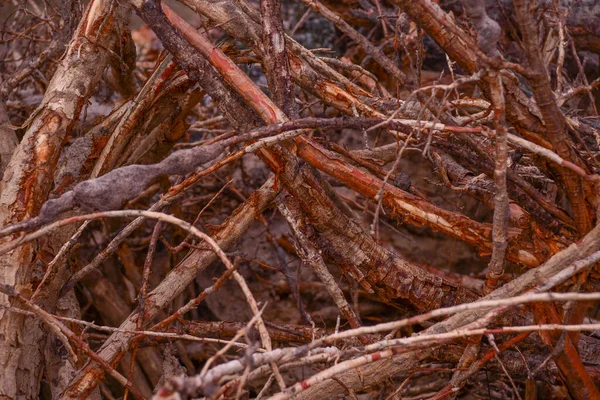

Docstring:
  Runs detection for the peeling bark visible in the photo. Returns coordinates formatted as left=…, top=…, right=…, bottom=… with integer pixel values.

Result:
left=0, top=1, right=130, bottom=398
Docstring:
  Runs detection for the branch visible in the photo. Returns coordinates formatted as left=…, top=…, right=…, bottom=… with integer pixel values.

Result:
left=513, top=0, right=592, bottom=235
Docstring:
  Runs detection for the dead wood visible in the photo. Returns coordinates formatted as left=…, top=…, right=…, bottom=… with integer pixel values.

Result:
left=1, top=0, right=600, bottom=399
